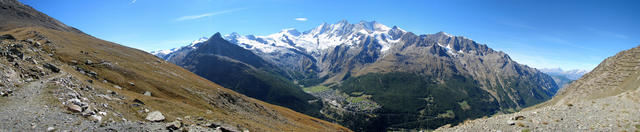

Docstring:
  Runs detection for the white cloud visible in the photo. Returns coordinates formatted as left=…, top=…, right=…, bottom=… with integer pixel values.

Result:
left=175, top=8, right=246, bottom=21
left=294, top=17, right=308, bottom=21
left=129, top=0, right=137, bottom=4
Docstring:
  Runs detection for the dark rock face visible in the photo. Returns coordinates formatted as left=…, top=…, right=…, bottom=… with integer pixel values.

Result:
left=169, top=33, right=323, bottom=117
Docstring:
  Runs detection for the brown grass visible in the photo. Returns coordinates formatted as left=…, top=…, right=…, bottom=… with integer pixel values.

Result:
left=1, top=27, right=350, bottom=132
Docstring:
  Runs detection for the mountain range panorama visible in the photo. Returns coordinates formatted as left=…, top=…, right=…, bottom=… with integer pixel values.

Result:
left=4, top=0, right=634, bottom=131
left=154, top=20, right=560, bottom=131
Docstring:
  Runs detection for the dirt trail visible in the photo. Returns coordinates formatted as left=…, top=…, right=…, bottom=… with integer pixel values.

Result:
left=0, top=72, right=220, bottom=131
left=0, top=73, right=78, bottom=131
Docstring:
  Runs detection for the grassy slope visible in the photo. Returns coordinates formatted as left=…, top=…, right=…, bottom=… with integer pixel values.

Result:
left=1, top=27, right=350, bottom=131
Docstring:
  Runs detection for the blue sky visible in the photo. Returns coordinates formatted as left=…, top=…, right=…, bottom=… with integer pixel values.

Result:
left=19, top=0, right=639, bottom=71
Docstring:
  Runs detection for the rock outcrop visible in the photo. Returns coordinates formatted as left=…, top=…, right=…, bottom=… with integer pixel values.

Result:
left=145, top=111, right=165, bottom=122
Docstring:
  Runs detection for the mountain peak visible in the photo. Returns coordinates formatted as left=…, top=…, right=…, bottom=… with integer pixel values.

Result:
left=435, top=31, right=453, bottom=37
left=189, top=37, right=209, bottom=46
left=0, top=0, right=84, bottom=34
left=278, top=28, right=301, bottom=36
left=227, top=32, right=241, bottom=38
left=211, top=32, right=223, bottom=39
left=337, top=19, right=349, bottom=24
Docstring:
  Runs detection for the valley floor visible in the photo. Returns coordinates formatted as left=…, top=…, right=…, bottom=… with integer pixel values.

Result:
left=435, top=87, right=640, bottom=131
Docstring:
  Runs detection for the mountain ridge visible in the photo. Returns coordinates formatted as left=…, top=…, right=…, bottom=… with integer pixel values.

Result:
left=154, top=20, right=559, bottom=131
left=170, top=32, right=324, bottom=117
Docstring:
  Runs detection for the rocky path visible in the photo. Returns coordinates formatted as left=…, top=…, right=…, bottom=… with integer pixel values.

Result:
left=0, top=73, right=199, bottom=132
left=0, top=73, right=78, bottom=131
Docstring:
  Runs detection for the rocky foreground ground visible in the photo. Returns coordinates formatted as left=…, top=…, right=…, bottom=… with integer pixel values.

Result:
left=0, top=34, right=240, bottom=132
left=0, top=72, right=239, bottom=132
left=436, top=85, right=640, bottom=132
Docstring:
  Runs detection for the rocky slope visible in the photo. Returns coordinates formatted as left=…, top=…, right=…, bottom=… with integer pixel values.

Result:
left=0, top=0, right=350, bottom=131
left=436, top=46, right=640, bottom=131
left=155, top=20, right=559, bottom=131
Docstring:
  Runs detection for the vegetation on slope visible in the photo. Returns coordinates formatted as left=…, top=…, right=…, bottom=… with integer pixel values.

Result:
left=334, top=72, right=500, bottom=131
left=21, top=26, right=351, bottom=131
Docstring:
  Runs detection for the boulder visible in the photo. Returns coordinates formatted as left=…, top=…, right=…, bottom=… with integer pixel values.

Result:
left=67, top=104, right=82, bottom=113
left=216, top=127, right=234, bottom=132
left=165, top=121, right=182, bottom=130
left=206, top=122, right=221, bottom=128
left=66, top=99, right=88, bottom=112
left=107, top=90, right=116, bottom=95
left=81, top=110, right=96, bottom=117
left=513, top=115, right=525, bottom=120
left=85, top=60, right=93, bottom=65
left=133, top=98, right=145, bottom=105
left=143, top=91, right=151, bottom=96
left=46, top=127, right=56, bottom=132
left=145, top=111, right=165, bottom=122
left=89, top=115, right=102, bottom=122
left=42, top=63, right=60, bottom=73
left=0, top=90, right=9, bottom=96
left=507, top=120, right=516, bottom=125
left=0, top=34, right=15, bottom=40
left=87, top=71, right=98, bottom=78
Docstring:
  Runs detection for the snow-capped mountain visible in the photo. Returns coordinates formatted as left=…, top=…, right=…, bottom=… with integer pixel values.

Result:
left=216, top=20, right=411, bottom=78
left=225, top=20, right=405, bottom=54
left=539, top=68, right=589, bottom=80
left=151, top=20, right=560, bottom=130
left=151, top=37, right=208, bottom=60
